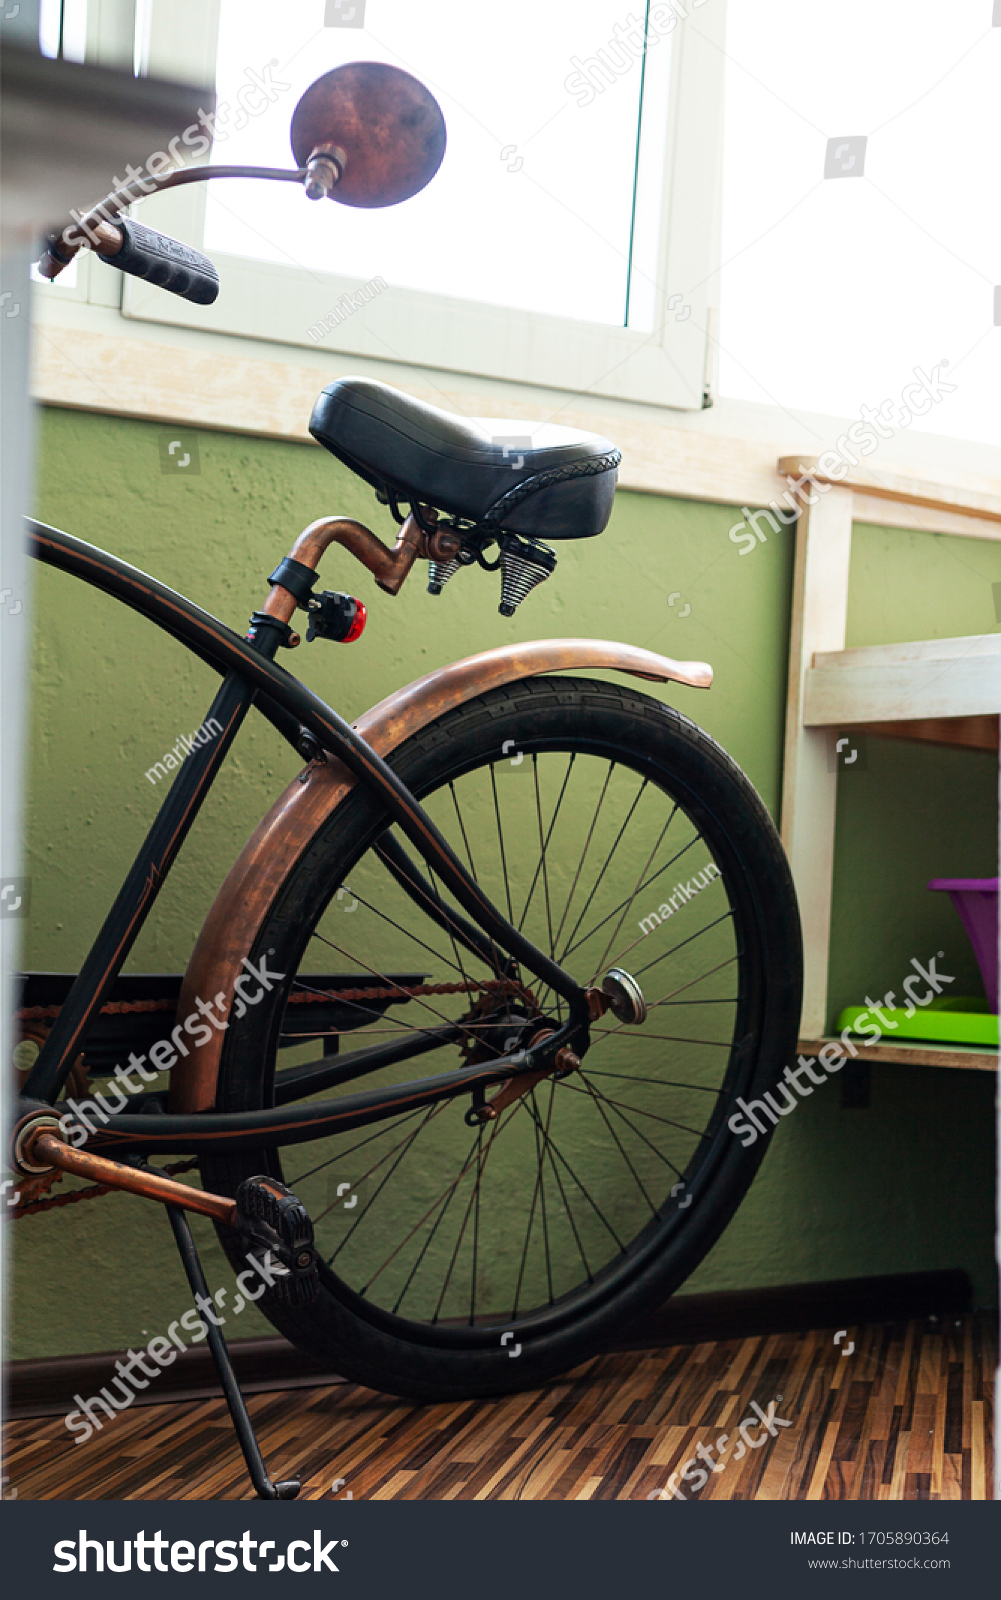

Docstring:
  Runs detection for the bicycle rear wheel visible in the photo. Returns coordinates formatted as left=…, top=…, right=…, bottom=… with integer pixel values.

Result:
left=203, top=676, right=801, bottom=1399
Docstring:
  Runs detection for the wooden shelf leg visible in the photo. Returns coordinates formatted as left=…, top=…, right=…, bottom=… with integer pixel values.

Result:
left=780, top=483, right=854, bottom=1037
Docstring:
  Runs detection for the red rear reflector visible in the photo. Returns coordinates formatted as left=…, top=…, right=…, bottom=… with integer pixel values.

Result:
left=343, top=598, right=367, bottom=643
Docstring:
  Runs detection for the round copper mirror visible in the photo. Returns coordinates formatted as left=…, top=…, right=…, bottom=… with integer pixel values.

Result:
left=290, top=61, right=446, bottom=209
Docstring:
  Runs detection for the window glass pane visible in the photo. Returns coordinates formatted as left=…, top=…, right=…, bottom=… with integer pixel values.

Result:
left=204, top=0, right=668, bottom=327
left=720, top=0, right=999, bottom=446
left=39, top=0, right=88, bottom=61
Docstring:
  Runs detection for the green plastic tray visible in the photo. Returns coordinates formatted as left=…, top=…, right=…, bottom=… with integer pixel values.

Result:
left=835, top=996, right=998, bottom=1048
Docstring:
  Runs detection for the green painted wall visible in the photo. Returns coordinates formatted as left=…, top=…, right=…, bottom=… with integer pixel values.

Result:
left=10, top=411, right=997, bottom=1361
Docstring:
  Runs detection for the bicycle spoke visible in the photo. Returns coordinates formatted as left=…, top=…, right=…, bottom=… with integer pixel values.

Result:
left=441, top=784, right=506, bottom=979
left=307, top=927, right=482, bottom=1046
left=578, top=1075, right=660, bottom=1216
left=551, top=760, right=616, bottom=956
left=590, top=803, right=678, bottom=983
left=288, top=975, right=417, bottom=1035
left=590, top=1028, right=734, bottom=1043
left=582, top=1069, right=728, bottom=1094
left=330, top=883, right=466, bottom=981
left=309, top=1103, right=446, bottom=1229
left=524, top=1082, right=594, bottom=1286
left=525, top=754, right=574, bottom=1026
left=557, top=776, right=649, bottom=965
left=329, top=1103, right=444, bottom=1271
left=606, top=1032, right=731, bottom=1048
left=517, top=752, right=575, bottom=938
left=431, top=1116, right=506, bottom=1323
left=594, top=957, right=741, bottom=1045
left=511, top=1085, right=556, bottom=1317
left=286, top=1105, right=429, bottom=1188
left=559, top=1079, right=684, bottom=1182
left=622, top=996, right=739, bottom=1007
left=559, top=1078, right=706, bottom=1141
left=449, top=781, right=479, bottom=882
left=469, top=1124, right=483, bottom=1325
left=521, top=1092, right=625, bottom=1255
left=390, top=1155, right=469, bottom=1316
left=560, top=832, right=703, bottom=965
left=489, top=764, right=516, bottom=926
left=650, top=956, right=741, bottom=1005
left=427, top=860, right=474, bottom=1010
left=631, top=909, right=736, bottom=980
left=533, top=758, right=557, bottom=968
left=378, top=1106, right=525, bottom=1311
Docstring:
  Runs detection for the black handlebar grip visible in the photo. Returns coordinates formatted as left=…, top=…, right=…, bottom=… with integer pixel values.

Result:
left=102, top=217, right=220, bottom=305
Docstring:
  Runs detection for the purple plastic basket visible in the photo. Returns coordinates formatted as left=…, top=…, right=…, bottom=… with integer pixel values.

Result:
left=927, top=878, right=999, bottom=1013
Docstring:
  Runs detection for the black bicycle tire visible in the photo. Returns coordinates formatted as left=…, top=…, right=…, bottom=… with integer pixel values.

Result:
left=202, top=676, right=802, bottom=1400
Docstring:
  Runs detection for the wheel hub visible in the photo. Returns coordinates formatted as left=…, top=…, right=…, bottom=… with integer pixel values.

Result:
left=595, top=967, right=648, bottom=1025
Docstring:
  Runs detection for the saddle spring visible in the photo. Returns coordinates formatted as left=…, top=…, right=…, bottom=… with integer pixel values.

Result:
left=427, top=555, right=461, bottom=595
left=425, top=533, right=557, bottom=615
left=498, top=537, right=557, bottom=617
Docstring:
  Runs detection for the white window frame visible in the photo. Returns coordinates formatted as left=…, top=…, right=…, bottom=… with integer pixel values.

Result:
left=31, top=0, right=144, bottom=315
left=77, top=0, right=729, bottom=410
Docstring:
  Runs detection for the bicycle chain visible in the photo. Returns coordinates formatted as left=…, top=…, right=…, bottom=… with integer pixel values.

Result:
left=14, top=975, right=529, bottom=1023
left=8, top=1160, right=199, bottom=1220
left=10, top=977, right=534, bottom=1220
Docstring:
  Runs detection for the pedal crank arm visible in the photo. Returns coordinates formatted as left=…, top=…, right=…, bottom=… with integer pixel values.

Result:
left=16, top=1127, right=239, bottom=1221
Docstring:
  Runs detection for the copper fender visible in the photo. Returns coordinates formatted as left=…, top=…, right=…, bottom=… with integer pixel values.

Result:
left=170, top=639, right=712, bottom=1112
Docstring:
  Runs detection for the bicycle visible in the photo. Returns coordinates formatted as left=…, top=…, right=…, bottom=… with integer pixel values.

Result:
left=12, top=62, right=803, bottom=1499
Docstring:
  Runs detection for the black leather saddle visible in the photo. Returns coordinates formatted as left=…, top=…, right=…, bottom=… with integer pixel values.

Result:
left=309, top=377, right=620, bottom=539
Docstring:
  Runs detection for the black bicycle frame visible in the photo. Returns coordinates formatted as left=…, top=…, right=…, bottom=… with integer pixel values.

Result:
left=20, top=520, right=590, bottom=1149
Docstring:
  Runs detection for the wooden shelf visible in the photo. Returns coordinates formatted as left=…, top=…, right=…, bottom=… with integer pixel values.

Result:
left=804, top=634, right=999, bottom=730
left=778, top=460, right=1001, bottom=1037
left=798, top=1036, right=998, bottom=1073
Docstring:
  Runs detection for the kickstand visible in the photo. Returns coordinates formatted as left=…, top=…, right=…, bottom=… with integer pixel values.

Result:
left=163, top=1198, right=301, bottom=1500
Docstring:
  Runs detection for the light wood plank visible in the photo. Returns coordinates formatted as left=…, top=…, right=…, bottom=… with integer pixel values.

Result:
left=797, top=1036, right=997, bottom=1073
left=814, top=634, right=999, bottom=669
left=970, top=1401, right=986, bottom=1501
left=780, top=484, right=854, bottom=1035
left=852, top=492, right=1001, bottom=542
left=804, top=639, right=1000, bottom=727
left=778, top=456, right=1001, bottom=532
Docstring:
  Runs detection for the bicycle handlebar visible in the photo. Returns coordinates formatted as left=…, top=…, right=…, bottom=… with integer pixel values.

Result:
left=98, top=217, right=220, bottom=305
left=36, top=162, right=309, bottom=295
left=37, top=60, right=446, bottom=305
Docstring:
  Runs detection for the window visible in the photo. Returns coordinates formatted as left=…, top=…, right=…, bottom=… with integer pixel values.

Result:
left=120, top=0, right=727, bottom=408
left=38, top=0, right=88, bottom=62
left=719, top=0, right=999, bottom=447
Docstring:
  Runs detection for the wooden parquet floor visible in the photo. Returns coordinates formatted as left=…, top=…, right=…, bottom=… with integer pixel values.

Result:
left=5, top=1315, right=994, bottom=1501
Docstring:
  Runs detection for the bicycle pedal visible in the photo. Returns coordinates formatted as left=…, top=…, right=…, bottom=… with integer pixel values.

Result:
left=234, top=1176, right=319, bottom=1306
